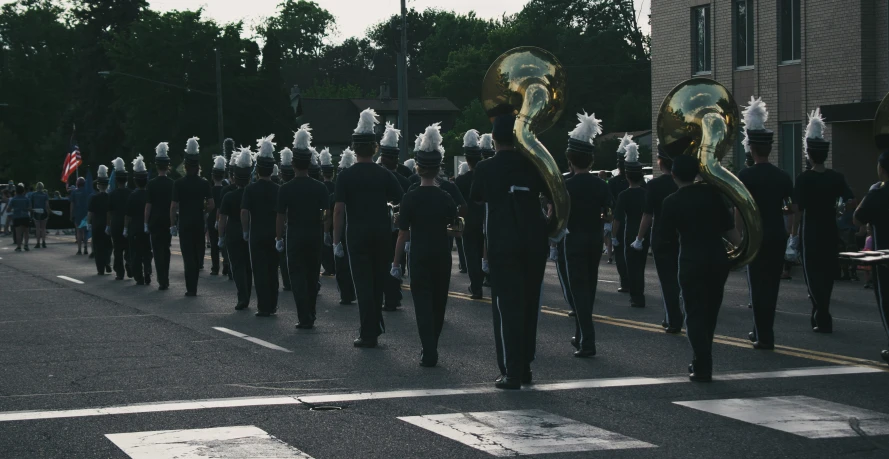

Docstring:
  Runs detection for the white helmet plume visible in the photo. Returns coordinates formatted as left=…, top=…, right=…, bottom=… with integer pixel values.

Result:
left=463, top=129, right=481, bottom=148
left=413, top=134, right=424, bottom=152
left=339, top=148, right=356, bottom=169
left=236, top=146, right=254, bottom=168
left=280, top=148, right=293, bottom=167
left=381, top=122, right=401, bottom=148
left=155, top=142, right=169, bottom=158
left=213, top=155, right=226, bottom=170
left=293, top=124, right=312, bottom=151
left=229, top=150, right=240, bottom=167
left=458, top=161, right=469, bottom=176
left=256, top=134, right=276, bottom=158
left=419, top=123, right=443, bottom=152
left=272, top=164, right=279, bottom=177
left=132, top=155, right=146, bottom=173
left=111, top=157, right=126, bottom=172
left=805, top=107, right=826, bottom=140
left=742, top=96, right=769, bottom=132
left=617, top=133, right=633, bottom=155
left=320, top=148, right=332, bottom=166
left=185, top=136, right=200, bottom=155
left=311, top=149, right=320, bottom=167
left=479, top=133, right=494, bottom=150
left=354, top=108, right=379, bottom=135
left=569, top=112, right=603, bottom=143
left=97, top=165, right=109, bottom=179
left=624, top=141, right=640, bottom=163
left=404, top=158, right=415, bottom=171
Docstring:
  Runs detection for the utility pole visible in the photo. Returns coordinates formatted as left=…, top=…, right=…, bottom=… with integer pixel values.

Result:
left=215, top=48, right=225, bottom=151
left=397, top=0, right=409, bottom=161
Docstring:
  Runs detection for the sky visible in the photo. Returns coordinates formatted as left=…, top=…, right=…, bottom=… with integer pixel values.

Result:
left=4, top=0, right=649, bottom=42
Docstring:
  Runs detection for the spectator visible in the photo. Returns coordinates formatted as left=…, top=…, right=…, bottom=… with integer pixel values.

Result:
left=30, top=182, right=50, bottom=249
left=9, top=183, right=31, bottom=251
left=1, top=189, right=10, bottom=236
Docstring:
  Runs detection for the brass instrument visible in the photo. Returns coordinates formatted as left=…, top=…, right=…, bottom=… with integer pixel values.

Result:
left=447, top=217, right=465, bottom=238
left=481, top=47, right=569, bottom=239
left=657, top=78, right=762, bottom=268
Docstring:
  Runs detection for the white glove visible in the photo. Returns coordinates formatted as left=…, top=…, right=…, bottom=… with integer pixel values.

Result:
left=611, top=237, right=619, bottom=247
left=549, top=246, right=558, bottom=261
left=482, top=258, right=490, bottom=274
left=242, top=231, right=249, bottom=241
left=275, top=239, right=284, bottom=253
left=170, top=226, right=178, bottom=237
left=144, top=223, right=149, bottom=233
left=217, top=238, right=224, bottom=249
left=631, top=238, right=644, bottom=251
left=122, top=228, right=128, bottom=238
left=104, top=226, right=111, bottom=236
left=87, top=224, right=92, bottom=232
left=390, top=263, right=402, bottom=279
left=323, top=232, right=332, bottom=247
left=405, top=241, right=411, bottom=253
left=334, top=242, right=345, bottom=258
left=604, top=223, right=612, bottom=232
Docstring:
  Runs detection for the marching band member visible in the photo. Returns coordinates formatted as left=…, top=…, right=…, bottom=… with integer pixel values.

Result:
left=277, top=147, right=294, bottom=292
left=108, top=157, right=131, bottom=280
left=242, top=135, right=281, bottom=316
left=219, top=148, right=253, bottom=310
left=333, top=149, right=357, bottom=305
left=610, top=134, right=632, bottom=294
left=455, top=130, right=485, bottom=299
left=88, top=165, right=112, bottom=275
left=145, top=142, right=174, bottom=290
left=333, top=109, right=404, bottom=348
left=277, top=125, right=330, bottom=330
left=208, top=155, right=227, bottom=276
left=320, top=148, right=337, bottom=277
left=393, top=123, right=458, bottom=367
left=737, top=97, right=793, bottom=349
left=126, top=155, right=152, bottom=285
left=615, top=140, right=648, bottom=308
left=171, top=137, right=214, bottom=297
left=379, top=123, right=411, bottom=311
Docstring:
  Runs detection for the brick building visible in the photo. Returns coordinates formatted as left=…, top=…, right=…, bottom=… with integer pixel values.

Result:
left=651, top=0, right=888, bottom=198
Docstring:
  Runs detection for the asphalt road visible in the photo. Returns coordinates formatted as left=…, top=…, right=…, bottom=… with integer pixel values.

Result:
left=0, top=234, right=887, bottom=458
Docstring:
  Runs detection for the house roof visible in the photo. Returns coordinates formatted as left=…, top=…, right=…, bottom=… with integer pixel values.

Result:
left=349, top=98, right=460, bottom=113
left=597, top=130, right=652, bottom=142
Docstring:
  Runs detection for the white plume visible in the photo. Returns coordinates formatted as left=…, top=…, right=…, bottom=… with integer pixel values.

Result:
left=381, top=122, right=401, bottom=148
left=617, top=133, right=634, bottom=154
left=568, top=112, right=603, bottom=142
left=213, top=155, right=226, bottom=170
left=111, top=157, right=126, bottom=172
left=458, top=161, right=469, bottom=176
left=229, top=151, right=240, bottom=167
left=479, top=133, right=494, bottom=150
left=279, top=148, right=293, bottom=166
left=272, top=164, right=279, bottom=177
left=419, top=123, right=443, bottom=152
left=155, top=142, right=169, bottom=158
left=805, top=107, right=826, bottom=140
left=132, top=155, right=146, bottom=173
left=311, top=149, right=319, bottom=167
left=98, top=165, right=109, bottom=179
left=624, top=141, right=640, bottom=163
left=256, top=134, right=276, bottom=158
left=293, top=124, right=312, bottom=151
left=742, top=130, right=750, bottom=153
left=742, top=96, right=769, bottom=131
left=404, top=158, right=416, bottom=171
left=236, top=146, right=254, bottom=168
left=354, top=108, right=379, bottom=135
left=339, top=148, right=356, bottom=169
left=185, top=136, right=200, bottom=155
left=413, top=134, right=424, bottom=152
left=463, top=129, right=481, bottom=148
left=320, top=148, right=332, bottom=166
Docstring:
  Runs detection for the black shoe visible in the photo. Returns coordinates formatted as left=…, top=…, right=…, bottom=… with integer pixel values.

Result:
left=571, top=337, right=579, bottom=350
left=136, top=281, right=145, bottom=286
left=145, top=276, right=151, bottom=285
left=813, top=326, right=833, bottom=334
left=470, top=292, right=483, bottom=300
left=607, top=257, right=613, bottom=264
left=115, top=276, right=124, bottom=281
left=76, top=250, right=82, bottom=255
left=630, top=302, right=645, bottom=308
left=494, top=376, right=521, bottom=390
left=88, top=252, right=94, bottom=258
left=459, top=268, right=467, bottom=274
left=210, top=270, right=219, bottom=276
left=158, top=284, right=169, bottom=291
left=282, top=287, right=292, bottom=291
left=42, top=242, right=46, bottom=248
left=618, top=287, right=628, bottom=293
left=32, top=244, right=39, bottom=249
left=255, top=311, right=271, bottom=317
left=664, top=327, right=682, bottom=334
left=568, top=310, right=577, bottom=317
left=106, top=265, right=112, bottom=273
left=295, top=322, right=314, bottom=329
left=419, top=360, right=437, bottom=367
left=382, top=304, right=400, bottom=312
left=222, top=266, right=230, bottom=276
left=97, top=271, right=105, bottom=275
left=353, top=337, right=377, bottom=348
left=662, top=321, right=668, bottom=329
left=882, top=350, right=889, bottom=364
left=23, top=245, right=29, bottom=251
left=689, top=372, right=713, bottom=382
left=321, top=271, right=335, bottom=277
left=748, top=332, right=757, bottom=343
left=574, top=348, right=596, bottom=358
left=752, top=341, right=775, bottom=350
left=339, top=300, right=354, bottom=305
left=185, top=291, right=197, bottom=297
left=235, top=303, right=248, bottom=310
left=521, top=369, right=533, bottom=384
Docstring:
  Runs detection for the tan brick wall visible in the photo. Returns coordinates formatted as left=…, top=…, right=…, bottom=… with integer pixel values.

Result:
left=877, top=0, right=889, bottom=97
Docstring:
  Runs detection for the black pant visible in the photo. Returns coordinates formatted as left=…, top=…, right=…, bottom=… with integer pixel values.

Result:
left=748, top=239, right=786, bottom=344
left=384, top=231, right=402, bottom=307
left=489, top=244, right=547, bottom=379
left=335, top=241, right=355, bottom=303
left=179, top=227, right=205, bottom=294
left=410, top=254, right=452, bottom=362
left=653, top=244, right=683, bottom=328
left=679, top=257, right=729, bottom=374
left=150, top=231, right=172, bottom=287
left=226, top=237, right=253, bottom=307
left=93, top=231, right=111, bottom=274
left=800, top=228, right=837, bottom=330
left=625, top=240, right=649, bottom=306
left=208, top=226, right=221, bottom=272
left=321, top=232, right=336, bottom=275
left=555, top=240, right=575, bottom=311
left=279, top=250, right=292, bottom=290
left=874, top=262, right=889, bottom=347
left=250, top=236, right=279, bottom=313
left=561, top=232, right=602, bottom=351
left=455, top=237, right=466, bottom=270
left=128, top=231, right=153, bottom=283
left=614, top=230, right=629, bottom=289
left=461, top=226, right=485, bottom=296
left=111, top=230, right=129, bottom=278
left=286, top=237, right=321, bottom=325
left=346, top=228, right=390, bottom=339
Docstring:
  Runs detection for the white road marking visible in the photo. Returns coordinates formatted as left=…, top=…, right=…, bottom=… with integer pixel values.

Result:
left=106, top=425, right=313, bottom=458
left=400, top=409, right=655, bottom=456
left=0, top=366, right=881, bottom=422
left=598, top=279, right=618, bottom=284
left=212, top=327, right=292, bottom=353
left=675, top=396, right=889, bottom=439
left=57, top=276, right=84, bottom=284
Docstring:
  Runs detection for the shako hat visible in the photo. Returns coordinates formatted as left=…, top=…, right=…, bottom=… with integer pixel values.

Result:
left=566, top=111, right=602, bottom=155
left=352, top=108, right=379, bottom=145
left=184, top=137, right=200, bottom=167
left=379, top=122, right=401, bottom=158
left=463, top=129, right=481, bottom=159
left=415, top=123, right=445, bottom=168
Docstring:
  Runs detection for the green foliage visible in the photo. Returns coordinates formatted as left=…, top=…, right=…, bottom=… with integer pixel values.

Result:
left=441, top=100, right=490, bottom=175
left=301, top=79, right=366, bottom=99
left=257, top=0, right=334, bottom=60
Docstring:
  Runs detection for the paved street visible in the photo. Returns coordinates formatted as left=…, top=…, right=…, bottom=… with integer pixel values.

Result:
left=1, top=234, right=887, bottom=458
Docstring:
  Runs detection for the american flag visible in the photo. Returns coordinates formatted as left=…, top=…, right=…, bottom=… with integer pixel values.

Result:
left=61, top=145, right=82, bottom=183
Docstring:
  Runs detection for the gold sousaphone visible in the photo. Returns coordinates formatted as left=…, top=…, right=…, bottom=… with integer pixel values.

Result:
left=657, top=79, right=762, bottom=268
left=481, top=47, right=569, bottom=238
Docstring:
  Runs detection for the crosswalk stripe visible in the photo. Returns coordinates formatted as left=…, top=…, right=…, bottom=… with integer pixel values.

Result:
left=213, top=327, right=292, bottom=353
left=106, top=425, right=313, bottom=458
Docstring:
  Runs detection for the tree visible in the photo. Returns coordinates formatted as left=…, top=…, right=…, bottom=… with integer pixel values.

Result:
left=258, top=0, right=335, bottom=61
left=301, top=80, right=366, bottom=99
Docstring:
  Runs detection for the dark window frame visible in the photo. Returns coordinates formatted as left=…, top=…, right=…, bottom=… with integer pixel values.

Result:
left=780, top=0, right=801, bottom=63
left=735, top=0, right=755, bottom=68
left=692, top=5, right=712, bottom=74
left=780, top=122, right=803, bottom=180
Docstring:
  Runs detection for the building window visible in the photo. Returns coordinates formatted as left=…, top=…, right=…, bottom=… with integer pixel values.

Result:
left=780, top=122, right=803, bottom=179
left=780, top=0, right=801, bottom=62
left=692, top=6, right=711, bottom=74
left=735, top=0, right=754, bottom=68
